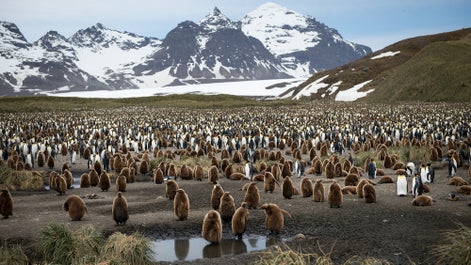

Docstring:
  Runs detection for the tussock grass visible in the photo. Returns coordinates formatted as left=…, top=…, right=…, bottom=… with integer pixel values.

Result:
left=38, top=223, right=75, bottom=265
left=353, top=151, right=378, bottom=169
left=150, top=156, right=213, bottom=174
left=256, top=245, right=317, bottom=265
left=388, top=146, right=430, bottom=164
left=100, top=232, right=153, bottom=265
left=432, top=223, right=471, bottom=265
left=0, top=243, right=29, bottom=265
left=72, top=225, right=104, bottom=265
left=257, top=241, right=337, bottom=265
left=256, top=242, right=398, bottom=265
left=0, top=166, right=45, bottom=191
left=175, top=156, right=212, bottom=170
left=353, top=145, right=430, bottom=169
left=38, top=223, right=153, bottom=265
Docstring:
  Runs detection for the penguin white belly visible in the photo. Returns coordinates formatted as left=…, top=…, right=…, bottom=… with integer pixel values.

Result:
left=396, top=175, right=408, bottom=196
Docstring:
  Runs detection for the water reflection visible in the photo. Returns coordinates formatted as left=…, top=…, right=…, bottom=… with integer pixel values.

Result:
left=174, top=239, right=190, bottom=260
left=152, top=234, right=282, bottom=262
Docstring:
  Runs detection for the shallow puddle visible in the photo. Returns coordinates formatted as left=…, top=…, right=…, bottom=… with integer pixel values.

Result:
left=151, top=234, right=282, bottom=262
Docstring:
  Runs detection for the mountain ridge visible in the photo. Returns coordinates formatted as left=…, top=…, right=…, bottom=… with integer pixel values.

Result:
left=0, top=2, right=371, bottom=95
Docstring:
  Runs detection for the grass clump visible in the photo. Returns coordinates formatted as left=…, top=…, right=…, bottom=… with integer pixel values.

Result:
left=38, top=223, right=75, bottom=265
left=389, top=146, right=430, bottom=164
left=100, top=232, right=153, bottom=265
left=256, top=241, right=399, bottom=265
left=0, top=166, right=45, bottom=191
left=0, top=243, right=29, bottom=265
left=38, top=223, right=152, bottom=265
left=256, top=245, right=318, bottom=265
left=72, top=225, right=104, bottom=265
left=432, top=223, right=471, bottom=265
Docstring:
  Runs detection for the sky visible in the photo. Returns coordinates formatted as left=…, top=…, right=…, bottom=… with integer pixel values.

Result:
left=1, top=0, right=470, bottom=51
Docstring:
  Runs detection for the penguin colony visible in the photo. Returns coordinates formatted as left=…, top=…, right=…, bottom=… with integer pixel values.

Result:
left=0, top=103, right=470, bottom=245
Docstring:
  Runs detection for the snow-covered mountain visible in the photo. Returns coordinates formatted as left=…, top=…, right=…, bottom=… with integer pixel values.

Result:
left=0, top=3, right=372, bottom=96
left=132, top=7, right=290, bottom=86
left=0, top=21, right=109, bottom=94
left=241, top=2, right=371, bottom=76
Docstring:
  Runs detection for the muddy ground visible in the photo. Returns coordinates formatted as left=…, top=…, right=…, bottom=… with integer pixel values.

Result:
left=1, top=151, right=471, bottom=265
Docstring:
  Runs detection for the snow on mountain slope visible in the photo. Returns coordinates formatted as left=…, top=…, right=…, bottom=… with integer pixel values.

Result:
left=241, top=2, right=320, bottom=56
left=241, top=2, right=372, bottom=77
left=0, top=3, right=373, bottom=96
left=69, top=23, right=162, bottom=85
left=41, top=78, right=305, bottom=98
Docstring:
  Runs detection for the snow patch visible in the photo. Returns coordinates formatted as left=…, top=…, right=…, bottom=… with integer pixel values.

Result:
left=371, top=51, right=400, bottom=60
left=293, top=75, right=329, bottom=100
left=41, top=78, right=305, bottom=99
left=335, top=80, right=374, bottom=102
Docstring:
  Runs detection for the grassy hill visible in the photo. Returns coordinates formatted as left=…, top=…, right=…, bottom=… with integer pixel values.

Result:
left=291, top=28, right=471, bottom=103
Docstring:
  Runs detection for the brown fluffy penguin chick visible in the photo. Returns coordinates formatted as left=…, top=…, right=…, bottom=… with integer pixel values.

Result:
left=260, top=203, right=291, bottom=234
left=328, top=180, right=343, bottom=208
left=325, top=161, right=334, bottom=179
left=194, top=165, right=204, bottom=181
left=356, top=179, right=369, bottom=198
left=230, top=172, right=249, bottom=181
left=219, top=192, right=236, bottom=222
left=89, top=169, right=99, bottom=187
left=80, top=173, right=90, bottom=188
left=99, top=171, right=110, bottom=192
left=282, top=176, right=294, bottom=199
left=211, top=183, right=224, bottom=210
left=377, top=176, right=394, bottom=184
left=55, top=175, right=67, bottom=196
left=174, top=189, right=190, bottom=221
left=115, top=174, right=127, bottom=192
left=202, top=210, right=223, bottom=244
left=412, top=195, right=433, bottom=206
left=313, top=179, right=325, bottom=202
left=208, top=165, right=219, bottom=183
left=153, top=168, right=164, bottom=184
left=112, top=192, right=129, bottom=225
left=47, top=155, right=54, bottom=169
left=0, top=189, right=13, bottom=218
left=363, top=183, right=376, bottom=203
left=344, top=173, right=359, bottom=186
left=62, top=169, right=73, bottom=189
left=63, top=195, right=87, bottom=221
left=300, top=177, right=313, bottom=197
left=447, top=176, right=469, bottom=186
left=341, top=186, right=357, bottom=195
left=49, top=171, right=59, bottom=191
left=243, top=182, right=260, bottom=209
left=232, top=202, right=248, bottom=239
left=263, top=172, right=277, bottom=193
left=166, top=180, right=179, bottom=200
left=457, top=185, right=471, bottom=195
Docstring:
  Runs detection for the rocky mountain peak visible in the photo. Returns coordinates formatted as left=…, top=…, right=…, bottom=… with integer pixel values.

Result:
left=241, top=3, right=371, bottom=75
left=0, top=21, right=30, bottom=50
left=200, top=6, right=238, bottom=33
left=34, top=31, right=68, bottom=49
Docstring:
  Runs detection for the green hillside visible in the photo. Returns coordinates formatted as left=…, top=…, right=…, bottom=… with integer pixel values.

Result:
left=364, top=33, right=471, bottom=102
left=293, top=28, right=471, bottom=103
